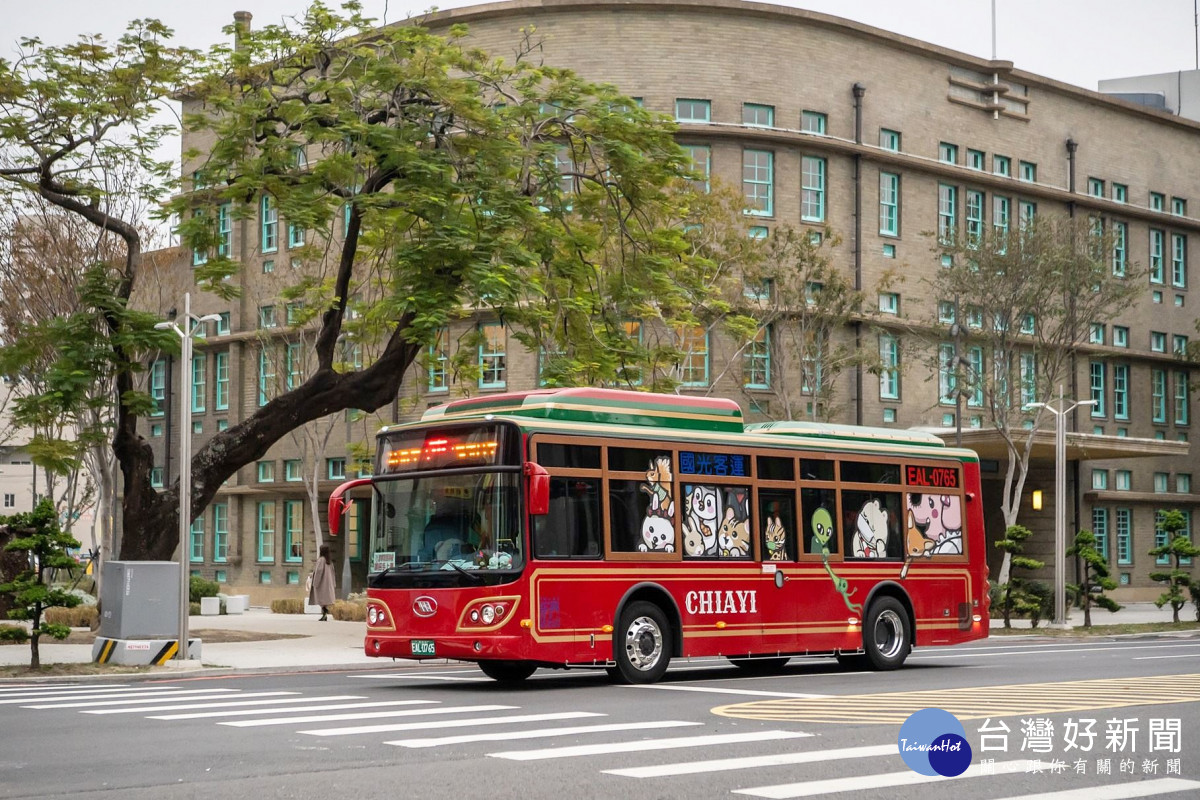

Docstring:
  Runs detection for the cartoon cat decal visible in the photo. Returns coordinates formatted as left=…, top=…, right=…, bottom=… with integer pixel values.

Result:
left=683, top=484, right=721, bottom=556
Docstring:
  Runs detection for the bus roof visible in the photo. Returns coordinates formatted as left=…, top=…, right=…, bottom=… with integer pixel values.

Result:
left=387, top=389, right=976, bottom=462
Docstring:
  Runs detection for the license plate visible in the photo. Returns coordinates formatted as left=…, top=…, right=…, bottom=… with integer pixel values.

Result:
left=410, top=639, right=436, bottom=656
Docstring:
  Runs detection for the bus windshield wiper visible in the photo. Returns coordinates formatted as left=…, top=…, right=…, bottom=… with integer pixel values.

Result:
left=446, top=560, right=484, bottom=584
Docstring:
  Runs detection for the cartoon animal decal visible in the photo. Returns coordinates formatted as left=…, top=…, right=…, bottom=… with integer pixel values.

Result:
left=717, top=489, right=751, bottom=558
left=637, top=514, right=675, bottom=553
left=853, top=499, right=889, bottom=558
left=764, top=515, right=787, bottom=561
left=683, top=484, right=721, bottom=556
left=640, top=455, right=675, bottom=518
left=811, top=507, right=862, bottom=614
left=901, top=492, right=964, bottom=576
left=683, top=518, right=707, bottom=556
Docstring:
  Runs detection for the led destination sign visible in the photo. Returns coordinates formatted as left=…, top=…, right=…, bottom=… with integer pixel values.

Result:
left=379, top=425, right=505, bottom=474
left=905, top=465, right=960, bottom=490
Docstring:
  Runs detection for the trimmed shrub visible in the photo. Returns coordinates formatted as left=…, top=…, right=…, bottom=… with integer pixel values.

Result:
left=271, top=598, right=305, bottom=614
left=189, top=575, right=219, bottom=603
left=331, top=599, right=366, bottom=621
left=43, top=605, right=98, bottom=628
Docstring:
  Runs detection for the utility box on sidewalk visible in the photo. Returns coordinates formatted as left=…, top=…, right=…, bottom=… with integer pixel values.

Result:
left=98, top=561, right=181, bottom=639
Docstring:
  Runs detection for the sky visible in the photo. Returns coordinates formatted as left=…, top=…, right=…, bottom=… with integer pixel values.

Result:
left=3, top=0, right=1199, bottom=92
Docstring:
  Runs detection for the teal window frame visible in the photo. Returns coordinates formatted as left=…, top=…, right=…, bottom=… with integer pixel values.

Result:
left=258, top=346, right=275, bottom=406
left=937, top=184, right=957, bottom=244
left=1020, top=352, right=1037, bottom=408
left=1115, top=508, right=1132, bottom=565
left=428, top=327, right=449, bottom=392
left=993, top=155, right=1011, bottom=176
left=879, top=292, right=899, bottom=314
left=879, top=172, right=899, bottom=236
left=1089, top=361, right=1106, bottom=417
left=743, top=326, right=771, bottom=390
left=993, top=196, right=1010, bottom=242
left=150, top=359, right=166, bottom=417
left=1018, top=200, right=1037, bottom=229
left=1019, top=161, right=1037, bottom=182
left=190, top=514, right=205, bottom=562
left=478, top=323, right=507, bottom=389
left=1172, top=233, right=1187, bottom=288
left=1113, top=364, right=1129, bottom=421
left=1175, top=370, right=1190, bottom=425
left=680, top=327, right=710, bottom=387
left=938, top=142, right=958, bottom=164
left=801, top=156, right=825, bottom=222
left=287, top=221, right=305, bottom=249
left=1172, top=197, right=1187, bottom=216
left=743, top=103, right=774, bottom=127
left=879, top=334, right=900, bottom=400
left=216, top=203, right=232, bottom=258
left=1116, top=470, right=1132, bottom=491
left=1151, top=331, right=1166, bottom=352
left=1091, top=507, right=1109, bottom=561
left=938, top=301, right=956, bottom=324
left=967, top=149, right=985, bottom=170
left=190, top=353, right=206, bottom=413
left=742, top=149, right=773, bottom=217
left=284, top=500, right=303, bottom=563
left=1178, top=473, right=1192, bottom=493
left=1151, top=192, right=1165, bottom=212
left=967, top=346, right=983, bottom=407
left=801, top=110, right=826, bottom=134
left=284, top=459, right=302, bottom=482
left=675, top=98, right=711, bottom=123
left=938, top=343, right=956, bottom=405
left=1113, top=183, right=1127, bottom=203
left=1087, top=177, right=1104, bottom=197
left=1174, top=335, right=1189, bottom=356
left=256, top=502, right=276, bottom=562
left=1092, top=469, right=1109, bottom=490
left=150, top=467, right=163, bottom=488
left=191, top=208, right=208, bottom=266
left=965, top=189, right=984, bottom=248
left=261, top=195, right=278, bottom=253
left=216, top=312, right=230, bottom=335
left=259, top=305, right=277, bottom=329
left=879, top=129, right=900, bottom=151
left=286, top=342, right=303, bottom=390
left=683, top=145, right=711, bottom=193
left=1150, top=229, right=1165, bottom=283
left=213, top=503, right=228, bottom=563
left=214, top=352, right=229, bottom=410
left=1152, top=369, right=1167, bottom=423
left=257, top=461, right=275, bottom=482
left=1111, top=221, right=1127, bottom=276
left=1113, top=326, right=1129, bottom=347
left=327, top=457, right=346, bottom=480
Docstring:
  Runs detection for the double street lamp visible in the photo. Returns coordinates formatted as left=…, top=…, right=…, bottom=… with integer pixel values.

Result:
left=1026, top=386, right=1096, bottom=627
left=155, top=293, right=221, bottom=661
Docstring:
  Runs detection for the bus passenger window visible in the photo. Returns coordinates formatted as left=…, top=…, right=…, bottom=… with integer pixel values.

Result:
left=610, top=479, right=676, bottom=554
left=759, top=490, right=797, bottom=561
left=801, top=487, right=837, bottom=555
left=681, top=485, right=750, bottom=559
left=534, top=477, right=601, bottom=558
left=843, top=490, right=903, bottom=559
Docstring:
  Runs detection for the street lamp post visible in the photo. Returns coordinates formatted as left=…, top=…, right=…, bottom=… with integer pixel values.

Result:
left=155, top=293, right=221, bottom=661
left=1026, top=386, right=1096, bottom=627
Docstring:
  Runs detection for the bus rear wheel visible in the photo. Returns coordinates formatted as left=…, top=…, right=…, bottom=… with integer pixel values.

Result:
left=478, top=660, right=537, bottom=682
left=862, top=596, right=911, bottom=670
left=613, top=601, right=672, bottom=684
left=728, top=656, right=790, bottom=674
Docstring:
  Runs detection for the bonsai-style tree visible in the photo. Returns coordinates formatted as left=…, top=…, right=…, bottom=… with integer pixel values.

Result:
left=1066, top=529, right=1121, bottom=628
left=1149, top=509, right=1200, bottom=623
left=0, top=499, right=82, bottom=669
left=993, top=524, right=1044, bottom=628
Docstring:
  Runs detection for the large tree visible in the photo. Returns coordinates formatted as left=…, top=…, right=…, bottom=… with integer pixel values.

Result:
left=1, top=5, right=722, bottom=560
left=928, top=214, right=1143, bottom=581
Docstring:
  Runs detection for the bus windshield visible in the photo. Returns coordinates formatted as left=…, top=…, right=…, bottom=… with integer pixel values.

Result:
left=369, top=471, right=522, bottom=576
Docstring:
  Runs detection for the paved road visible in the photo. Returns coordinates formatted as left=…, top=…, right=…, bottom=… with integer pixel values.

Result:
left=3, top=636, right=1199, bottom=799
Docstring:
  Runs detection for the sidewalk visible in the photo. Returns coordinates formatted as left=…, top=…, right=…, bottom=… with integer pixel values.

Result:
left=989, top=601, right=1189, bottom=629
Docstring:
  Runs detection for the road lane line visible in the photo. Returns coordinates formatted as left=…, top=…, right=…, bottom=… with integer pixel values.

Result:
left=390, top=720, right=701, bottom=748
left=0, top=686, right=204, bottom=704
left=149, top=699, right=434, bottom=720
left=988, top=778, right=1200, bottom=799
left=22, top=689, right=243, bottom=709
left=1133, top=654, right=1200, bottom=660
left=604, top=743, right=895, bottom=778
left=0, top=685, right=127, bottom=696
left=910, top=642, right=1200, bottom=660
left=222, top=703, right=517, bottom=728
left=489, top=730, right=811, bottom=761
left=302, top=711, right=603, bottom=737
left=83, top=694, right=363, bottom=715
left=733, top=758, right=1049, bottom=798
left=625, top=684, right=828, bottom=699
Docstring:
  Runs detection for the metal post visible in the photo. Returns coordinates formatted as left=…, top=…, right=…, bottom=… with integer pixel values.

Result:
left=177, top=293, right=192, bottom=661
left=1054, top=386, right=1066, bottom=627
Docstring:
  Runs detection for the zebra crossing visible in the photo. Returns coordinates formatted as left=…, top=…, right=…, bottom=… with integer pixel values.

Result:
left=5, top=681, right=1199, bottom=799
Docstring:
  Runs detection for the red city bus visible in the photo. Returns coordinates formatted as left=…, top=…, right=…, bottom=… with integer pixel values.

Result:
left=328, top=388, right=989, bottom=683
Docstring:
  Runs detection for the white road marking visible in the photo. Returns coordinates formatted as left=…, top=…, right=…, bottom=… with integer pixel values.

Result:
left=149, top=699, right=434, bottom=721
left=490, top=730, right=811, bottom=761
left=83, top=693, right=360, bottom=715
left=22, top=689, right=242, bottom=709
left=222, top=703, right=517, bottom=728
left=390, top=720, right=701, bottom=748
left=604, top=743, right=896, bottom=778
left=302, top=711, right=604, bottom=737
left=0, top=684, right=126, bottom=696
left=0, top=686, right=203, bottom=705
left=733, top=759, right=1049, bottom=798
left=988, top=778, right=1200, bottom=799
left=1132, top=654, right=1200, bottom=660
left=910, top=642, right=1200, bottom=660
left=625, top=684, right=827, bottom=699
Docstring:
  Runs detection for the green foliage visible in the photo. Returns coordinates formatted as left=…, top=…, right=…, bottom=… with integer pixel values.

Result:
left=0, top=499, right=83, bottom=667
left=1066, top=529, right=1121, bottom=627
left=189, top=575, right=219, bottom=603
left=1188, top=581, right=1200, bottom=624
left=1149, top=509, right=1200, bottom=623
left=993, top=524, right=1045, bottom=627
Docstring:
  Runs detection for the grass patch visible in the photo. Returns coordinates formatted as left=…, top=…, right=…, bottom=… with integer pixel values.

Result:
left=991, top=621, right=1200, bottom=637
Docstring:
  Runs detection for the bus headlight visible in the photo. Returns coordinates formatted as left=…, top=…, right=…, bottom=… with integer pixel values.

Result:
left=368, top=607, right=378, bottom=624
left=481, top=605, right=496, bottom=625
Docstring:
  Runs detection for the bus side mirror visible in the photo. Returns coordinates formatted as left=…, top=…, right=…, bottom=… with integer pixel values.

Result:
left=328, top=496, right=347, bottom=537
left=524, top=462, right=550, bottom=516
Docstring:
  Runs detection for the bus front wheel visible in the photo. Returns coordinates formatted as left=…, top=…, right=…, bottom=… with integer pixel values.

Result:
left=613, top=601, right=672, bottom=684
left=862, top=596, right=911, bottom=670
left=478, top=660, right=537, bottom=682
